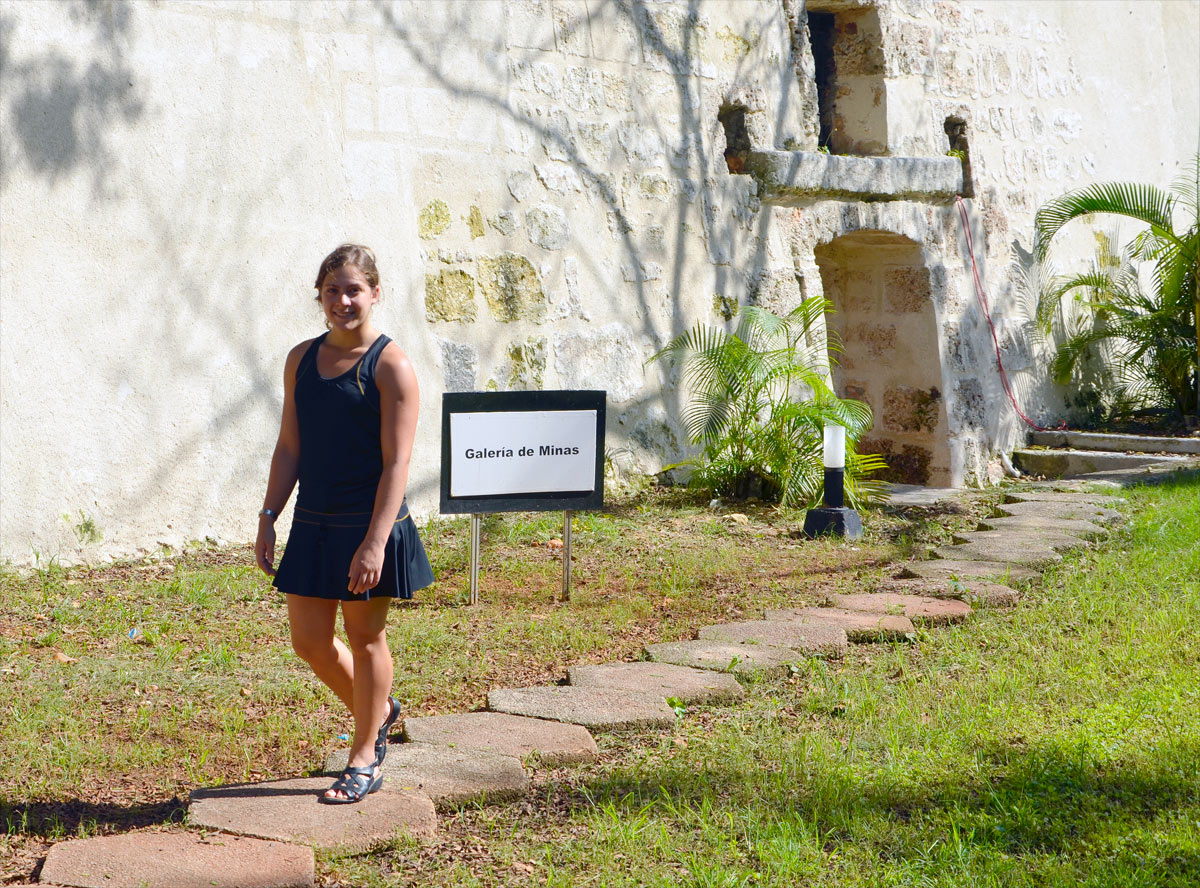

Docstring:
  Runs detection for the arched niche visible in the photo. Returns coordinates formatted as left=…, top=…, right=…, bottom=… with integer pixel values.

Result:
left=814, top=230, right=950, bottom=485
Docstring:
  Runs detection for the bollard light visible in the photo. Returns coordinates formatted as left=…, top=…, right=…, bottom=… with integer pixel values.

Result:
left=803, top=421, right=863, bottom=539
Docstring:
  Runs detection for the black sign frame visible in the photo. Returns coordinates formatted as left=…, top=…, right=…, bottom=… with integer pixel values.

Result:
left=439, top=390, right=606, bottom=514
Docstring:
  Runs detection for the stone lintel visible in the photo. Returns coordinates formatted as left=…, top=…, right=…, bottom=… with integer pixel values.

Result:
left=745, top=150, right=962, bottom=205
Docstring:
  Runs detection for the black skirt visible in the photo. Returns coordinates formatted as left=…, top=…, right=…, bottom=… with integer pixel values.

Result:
left=273, top=502, right=434, bottom=601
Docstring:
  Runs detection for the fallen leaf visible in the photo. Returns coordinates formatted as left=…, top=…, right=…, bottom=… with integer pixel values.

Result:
left=548, top=539, right=564, bottom=549
left=725, top=513, right=749, bottom=525
left=53, top=651, right=78, bottom=664
left=240, top=687, right=251, bottom=697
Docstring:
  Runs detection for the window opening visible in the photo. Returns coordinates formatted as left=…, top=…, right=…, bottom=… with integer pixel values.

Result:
left=719, top=104, right=751, bottom=174
left=809, top=12, right=836, bottom=151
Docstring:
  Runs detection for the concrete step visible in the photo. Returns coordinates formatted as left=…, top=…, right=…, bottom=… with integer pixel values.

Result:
left=1012, top=448, right=1190, bottom=479
left=1029, top=430, right=1200, bottom=455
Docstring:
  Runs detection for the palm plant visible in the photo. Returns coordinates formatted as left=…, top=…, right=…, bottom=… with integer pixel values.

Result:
left=1034, top=155, right=1199, bottom=420
left=650, top=296, right=888, bottom=508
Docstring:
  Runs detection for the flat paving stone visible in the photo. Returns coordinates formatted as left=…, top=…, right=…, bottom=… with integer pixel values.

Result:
left=401, top=711, right=598, bottom=765
left=1003, top=490, right=1124, bottom=506
left=933, top=543, right=1061, bottom=568
left=488, top=686, right=675, bottom=730
left=875, top=577, right=1021, bottom=608
left=951, top=529, right=1087, bottom=553
left=829, top=593, right=972, bottom=626
left=567, top=661, right=745, bottom=705
left=644, top=640, right=809, bottom=677
left=698, top=620, right=849, bottom=657
left=40, top=831, right=313, bottom=888
left=189, top=777, right=436, bottom=850
left=900, top=559, right=1041, bottom=584
left=994, top=499, right=1123, bottom=525
left=761, top=607, right=914, bottom=641
left=325, top=744, right=529, bottom=807
left=978, top=515, right=1107, bottom=539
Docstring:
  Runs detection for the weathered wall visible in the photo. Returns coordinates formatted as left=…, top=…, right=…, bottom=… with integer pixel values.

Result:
left=1, top=0, right=1196, bottom=564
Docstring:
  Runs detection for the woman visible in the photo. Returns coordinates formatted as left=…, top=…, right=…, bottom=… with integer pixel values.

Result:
left=255, top=244, right=433, bottom=804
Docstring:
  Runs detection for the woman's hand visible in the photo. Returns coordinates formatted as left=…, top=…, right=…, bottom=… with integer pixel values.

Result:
left=348, top=539, right=385, bottom=595
left=255, top=520, right=277, bottom=576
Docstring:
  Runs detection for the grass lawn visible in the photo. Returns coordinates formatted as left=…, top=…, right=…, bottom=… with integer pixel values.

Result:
left=1, top=476, right=1197, bottom=886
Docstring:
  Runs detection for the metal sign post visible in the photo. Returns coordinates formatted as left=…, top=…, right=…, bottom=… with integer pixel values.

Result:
left=561, top=510, right=572, bottom=602
left=469, top=513, right=482, bottom=605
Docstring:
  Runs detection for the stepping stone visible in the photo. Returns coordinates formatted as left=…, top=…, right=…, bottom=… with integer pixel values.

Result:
left=978, top=515, right=1107, bottom=539
left=762, top=606, right=914, bottom=641
left=829, top=593, right=972, bottom=626
left=487, top=686, right=675, bottom=730
left=568, top=661, right=745, bottom=704
left=325, top=744, right=529, bottom=807
left=189, top=777, right=436, bottom=850
left=951, top=529, right=1086, bottom=553
left=40, top=831, right=313, bottom=888
left=644, top=640, right=810, bottom=678
left=1003, top=491, right=1123, bottom=506
left=697, top=620, right=849, bottom=657
left=900, top=559, right=1040, bottom=584
left=933, top=543, right=1061, bottom=568
left=994, top=499, right=1123, bottom=525
left=402, top=711, right=598, bottom=765
left=875, top=577, right=1021, bottom=608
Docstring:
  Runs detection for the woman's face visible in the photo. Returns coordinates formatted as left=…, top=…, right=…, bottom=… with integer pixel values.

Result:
left=318, top=264, right=380, bottom=334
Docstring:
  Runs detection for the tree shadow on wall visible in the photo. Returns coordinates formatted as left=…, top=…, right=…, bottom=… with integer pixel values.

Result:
left=0, top=0, right=144, bottom=195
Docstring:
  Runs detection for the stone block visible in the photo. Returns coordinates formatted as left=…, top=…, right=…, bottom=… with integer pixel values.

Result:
left=567, top=661, right=745, bottom=704
left=402, top=711, right=598, bottom=764
left=874, top=577, right=1020, bottom=608
left=189, top=778, right=436, bottom=850
left=882, top=386, right=941, bottom=433
left=697, top=621, right=848, bottom=658
left=424, top=269, right=477, bottom=322
left=525, top=204, right=570, bottom=250
left=478, top=253, right=546, bottom=322
left=763, top=606, right=915, bottom=641
left=40, top=832, right=314, bottom=888
left=553, top=324, right=640, bottom=403
left=994, top=499, right=1123, bottom=527
left=418, top=199, right=451, bottom=239
left=884, top=266, right=932, bottom=312
left=932, top=543, right=1061, bottom=569
left=644, top=640, right=805, bottom=678
left=899, top=559, right=1041, bottom=584
left=978, top=515, right=1106, bottom=540
left=325, top=744, right=528, bottom=808
left=829, top=593, right=972, bottom=626
left=487, top=686, right=675, bottom=730
left=952, top=529, right=1085, bottom=554
left=745, top=151, right=962, bottom=204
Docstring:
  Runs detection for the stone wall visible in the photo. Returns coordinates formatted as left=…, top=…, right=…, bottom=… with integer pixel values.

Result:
left=1, top=0, right=1196, bottom=564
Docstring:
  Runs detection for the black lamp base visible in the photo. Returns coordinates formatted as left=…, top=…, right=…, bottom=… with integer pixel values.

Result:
left=803, top=507, right=862, bottom=540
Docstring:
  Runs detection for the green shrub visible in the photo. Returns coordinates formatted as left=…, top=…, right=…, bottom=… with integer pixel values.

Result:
left=650, top=296, right=887, bottom=508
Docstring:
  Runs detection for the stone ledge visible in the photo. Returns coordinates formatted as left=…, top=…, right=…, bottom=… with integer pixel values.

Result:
left=745, top=150, right=962, bottom=205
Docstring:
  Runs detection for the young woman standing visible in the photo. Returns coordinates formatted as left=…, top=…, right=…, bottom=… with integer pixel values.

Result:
left=255, top=244, right=433, bottom=804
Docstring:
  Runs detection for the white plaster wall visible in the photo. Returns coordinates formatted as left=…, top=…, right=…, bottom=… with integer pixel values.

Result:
left=1, top=0, right=1196, bottom=564
left=0, top=0, right=803, bottom=564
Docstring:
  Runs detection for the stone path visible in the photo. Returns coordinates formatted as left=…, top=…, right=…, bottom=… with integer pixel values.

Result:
left=34, top=478, right=1139, bottom=886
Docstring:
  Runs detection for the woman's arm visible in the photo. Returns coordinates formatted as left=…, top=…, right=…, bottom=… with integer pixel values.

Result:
left=254, top=341, right=309, bottom=576
left=347, top=343, right=419, bottom=595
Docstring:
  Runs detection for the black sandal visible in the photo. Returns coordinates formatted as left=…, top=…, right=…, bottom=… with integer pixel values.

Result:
left=376, top=695, right=400, bottom=765
left=318, top=763, right=383, bottom=805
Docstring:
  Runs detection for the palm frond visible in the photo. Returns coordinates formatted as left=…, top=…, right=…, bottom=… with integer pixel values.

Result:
left=1035, top=182, right=1175, bottom=261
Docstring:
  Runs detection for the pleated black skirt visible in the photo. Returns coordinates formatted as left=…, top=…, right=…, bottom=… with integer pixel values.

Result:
left=273, top=503, right=434, bottom=601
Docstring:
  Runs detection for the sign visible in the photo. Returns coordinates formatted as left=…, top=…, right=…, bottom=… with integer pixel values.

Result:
left=440, top=391, right=605, bottom=514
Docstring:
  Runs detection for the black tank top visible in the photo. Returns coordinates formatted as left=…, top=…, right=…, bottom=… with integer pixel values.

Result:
left=293, top=332, right=392, bottom=513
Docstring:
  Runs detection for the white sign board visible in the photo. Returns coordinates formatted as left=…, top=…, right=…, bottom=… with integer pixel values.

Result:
left=449, top=409, right=598, bottom=498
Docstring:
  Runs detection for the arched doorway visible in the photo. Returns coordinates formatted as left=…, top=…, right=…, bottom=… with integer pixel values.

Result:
left=815, top=231, right=950, bottom=485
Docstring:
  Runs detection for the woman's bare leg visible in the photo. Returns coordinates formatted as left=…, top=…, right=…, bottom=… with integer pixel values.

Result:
left=324, top=596, right=392, bottom=799
left=286, top=594, right=354, bottom=711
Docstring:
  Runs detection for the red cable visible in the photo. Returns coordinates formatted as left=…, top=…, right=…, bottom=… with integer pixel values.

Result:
left=955, top=196, right=1061, bottom=432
